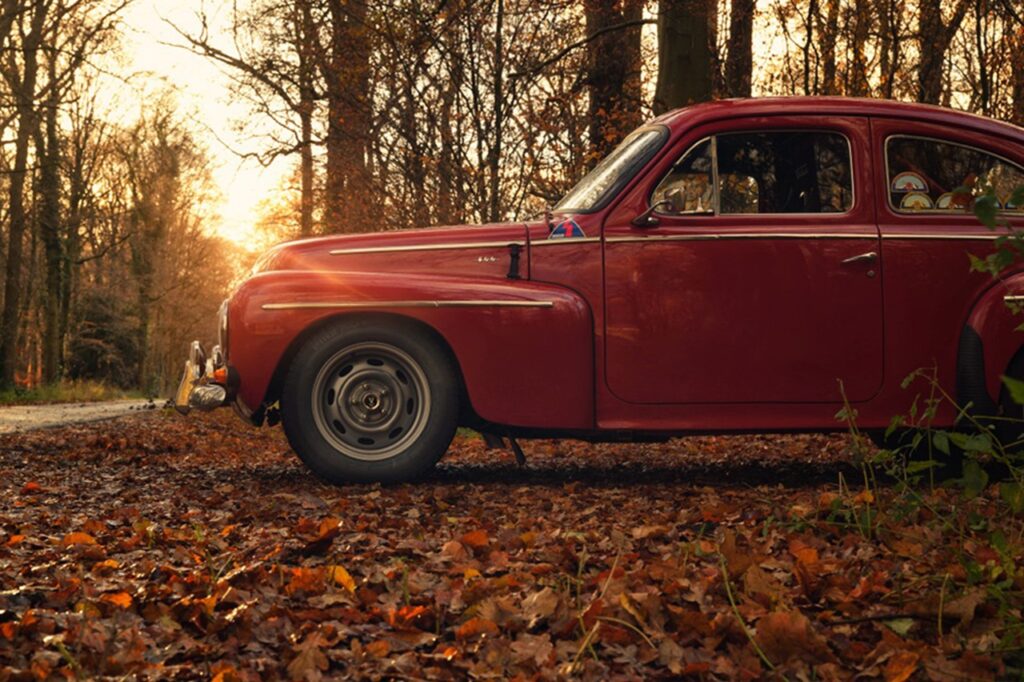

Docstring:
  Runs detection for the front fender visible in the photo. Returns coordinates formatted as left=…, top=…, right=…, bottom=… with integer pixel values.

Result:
left=963, top=274, right=1024, bottom=407
left=228, top=270, right=595, bottom=429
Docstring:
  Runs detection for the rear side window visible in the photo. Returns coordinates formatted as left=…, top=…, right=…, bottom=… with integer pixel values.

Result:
left=886, top=136, right=1024, bottom=212
left=652, top=130, right=854, bottom=215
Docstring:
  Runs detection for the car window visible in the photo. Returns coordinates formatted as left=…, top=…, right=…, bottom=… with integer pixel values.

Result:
left=650, top=138, right=714, bottom=213
left=652, top=130, right=853, bottom=216
left=886, top=136, right=1024, bottom=212
left=555, top=127, right=667, bottom=213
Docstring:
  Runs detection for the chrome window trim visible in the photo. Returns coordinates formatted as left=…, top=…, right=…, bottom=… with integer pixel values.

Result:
left=649, top=128, right=857, bottom=219
left=883, top=134, right=1024, bottom=216
left=605, top=232, right=873, bottom=244
left=604, top=232, right=999, bottom=244
left=262, top=300, right=554, bottom=311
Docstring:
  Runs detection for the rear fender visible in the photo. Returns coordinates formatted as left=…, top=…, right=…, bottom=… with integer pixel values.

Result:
left=229, top=270, right=595, bottom=429
left=961, top=274, right=1024, bottom=411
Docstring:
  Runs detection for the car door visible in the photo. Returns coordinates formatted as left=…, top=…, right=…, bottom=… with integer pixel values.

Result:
left=603, top=116, right=884, bottom=404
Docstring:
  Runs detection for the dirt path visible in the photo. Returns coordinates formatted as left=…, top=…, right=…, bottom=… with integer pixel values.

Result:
left=0, top=399, right=157, bottom=434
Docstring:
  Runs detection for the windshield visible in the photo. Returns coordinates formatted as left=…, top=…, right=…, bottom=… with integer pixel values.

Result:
left=555, top=127, right=667, bottom=213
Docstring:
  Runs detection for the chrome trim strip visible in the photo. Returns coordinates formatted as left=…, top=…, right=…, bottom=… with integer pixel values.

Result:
left=881, top=233, right=1001, bottom=240
left=262, top=300, right=554, bottom=311
left=605, top=232, right=873, bottom=244
left=330, top=240, right=525, bottom=255
left=1005, top=295, right=1024, bottom=303
left=530, top=237, right=602, bottom=247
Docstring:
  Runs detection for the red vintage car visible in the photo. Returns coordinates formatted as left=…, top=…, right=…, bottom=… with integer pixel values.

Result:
left=177, top=97, right=1024, bottom=484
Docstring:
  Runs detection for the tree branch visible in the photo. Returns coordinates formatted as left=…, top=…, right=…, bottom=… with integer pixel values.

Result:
left=509, top=18, right=655, bottom=80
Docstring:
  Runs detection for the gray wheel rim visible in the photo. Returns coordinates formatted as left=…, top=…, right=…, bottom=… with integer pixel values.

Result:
left=311, top=341, right=431, bottom=462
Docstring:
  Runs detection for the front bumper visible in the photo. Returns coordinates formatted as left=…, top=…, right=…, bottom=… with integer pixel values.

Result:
left=174, top=341, right=238, bottom=414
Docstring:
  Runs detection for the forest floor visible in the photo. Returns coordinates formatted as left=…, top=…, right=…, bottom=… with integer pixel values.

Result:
left=0, top=410, right=1018, bottom=680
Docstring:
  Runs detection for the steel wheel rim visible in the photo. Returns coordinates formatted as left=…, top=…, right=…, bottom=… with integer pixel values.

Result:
left=311, top=341, right=431, bottom=461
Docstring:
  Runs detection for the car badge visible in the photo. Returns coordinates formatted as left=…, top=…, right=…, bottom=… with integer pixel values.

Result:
left=549, top=219, right=585, bottom=239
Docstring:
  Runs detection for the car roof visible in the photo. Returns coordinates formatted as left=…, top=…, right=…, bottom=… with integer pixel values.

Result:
left=652, top=96, right=1024, bottom=142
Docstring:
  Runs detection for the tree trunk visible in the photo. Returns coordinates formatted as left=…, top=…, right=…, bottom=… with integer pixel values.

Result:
left=654, top=0, right=715, bottom=113
left=849, top=0, right=873, bottom=96
left=486, top=0, right=504, bottom=223
left=820, top=0, right=839, bottom=94
left=0, top=0, right=48, bottom=390
left=1012, top=24, right=1024, bottom=125
left=322, top=0, right=371, bottom=233
left=917, top=0, right=969, bottom=104
left=38, top=55, right=63, bottom=385
left=298, top=0, right=315, bottom=236
left=724, top=0, right=754, bottom=97
left=653, top=0, right=711, bottom=110
left=585, top=0, right=644, bottom=157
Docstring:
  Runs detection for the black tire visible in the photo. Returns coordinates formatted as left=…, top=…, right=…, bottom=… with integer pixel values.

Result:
left=280, top=318, right=459, bottom=484
left=998, top=349, right=1024, bottom=457
left=867, top=429, right=964, bottom=480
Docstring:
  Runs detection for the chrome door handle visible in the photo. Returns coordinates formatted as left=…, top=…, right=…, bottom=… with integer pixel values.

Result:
left=841, top=251, right=877, bottom=265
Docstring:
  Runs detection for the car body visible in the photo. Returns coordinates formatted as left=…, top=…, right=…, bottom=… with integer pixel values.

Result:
left=177, top=97, right=1024, bottom=483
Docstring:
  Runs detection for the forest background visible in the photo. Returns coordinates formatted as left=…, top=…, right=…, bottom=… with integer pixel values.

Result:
left=0, top=0, right=1021, bottom=397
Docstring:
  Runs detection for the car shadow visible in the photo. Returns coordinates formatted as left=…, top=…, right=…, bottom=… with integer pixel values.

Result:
left=427, top=460, right=862, bottom=489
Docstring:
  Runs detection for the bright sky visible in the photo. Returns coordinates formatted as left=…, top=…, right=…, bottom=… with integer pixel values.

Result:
left=116, top=0, right=290, bottom=248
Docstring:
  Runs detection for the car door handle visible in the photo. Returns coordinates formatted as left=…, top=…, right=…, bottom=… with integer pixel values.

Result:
left=841, top=251, right=877, bottom=265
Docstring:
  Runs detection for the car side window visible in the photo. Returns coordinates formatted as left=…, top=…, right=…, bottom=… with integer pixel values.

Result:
left=650, top=138, right=714, bottom=213
left=652, top=130, right=853, bottom=216
left=886, top=136, right=1024, bottom=212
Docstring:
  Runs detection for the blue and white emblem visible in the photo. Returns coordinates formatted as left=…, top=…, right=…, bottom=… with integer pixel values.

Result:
left=549, top=219, right=585, bottom=239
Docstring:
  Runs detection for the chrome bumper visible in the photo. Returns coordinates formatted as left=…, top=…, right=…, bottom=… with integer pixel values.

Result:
left=174, top=341, right=236, bottom=414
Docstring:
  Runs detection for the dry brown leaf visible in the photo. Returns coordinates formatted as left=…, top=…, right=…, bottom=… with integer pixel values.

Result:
left=754, top=611, right=835, bottom=664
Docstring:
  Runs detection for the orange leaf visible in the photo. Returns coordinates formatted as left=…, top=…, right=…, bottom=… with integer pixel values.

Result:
left=327, top=564, right=356, bottom=593
left=101, top=592, right=132, bottom=609
left=455, top=617, right=499, bottom=640
left=366, top=639, right=390, bottom=658
left=884, top=650, right=919, bottom=682
left=460, top=529, right=489, bottom=549
left=20, top=481, right=41, bottom=494
left=61, top=532, right=97, bottom=546
left=0, top=622, right=15, bottom=640
left=6, top=534, right=25, bottom=547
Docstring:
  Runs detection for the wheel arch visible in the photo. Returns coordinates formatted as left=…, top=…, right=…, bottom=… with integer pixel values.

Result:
left=262, top=311, right=471, bottom=421
left=959, top=272, right=1024, bottom=417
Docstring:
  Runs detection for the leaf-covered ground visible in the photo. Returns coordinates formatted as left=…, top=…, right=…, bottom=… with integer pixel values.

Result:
left=0, top=410, right=1019, bottom=680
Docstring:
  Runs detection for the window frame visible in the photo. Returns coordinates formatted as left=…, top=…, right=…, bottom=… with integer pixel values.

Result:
left=649, top=129, right=857, bottom=218
left=884, top=133, right=1024, bottom=215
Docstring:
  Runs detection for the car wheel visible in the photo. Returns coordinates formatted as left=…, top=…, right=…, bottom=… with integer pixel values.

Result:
left=281, top=319, right=459, bottom=484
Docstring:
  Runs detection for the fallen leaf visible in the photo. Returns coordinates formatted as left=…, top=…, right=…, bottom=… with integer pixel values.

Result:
left=100, top=591, right=132, bottom=609
left=459, top=529, right=489, bottom=549
left=327, top=565, right=356, bottom=593
left=523, top=587, right=560, bottom=627
left=455, top=617, right=499, bottom=640
left=755, top=611, right=835, bottom=664
left=884, top=650, right=919, bottom=682
left=61, top=532, right=97, bottom=546
left=288, top=632, right=328, bottom=680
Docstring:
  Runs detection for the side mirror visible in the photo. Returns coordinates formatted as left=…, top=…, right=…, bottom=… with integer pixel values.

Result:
left=632, top=198, right=675, bottom=228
